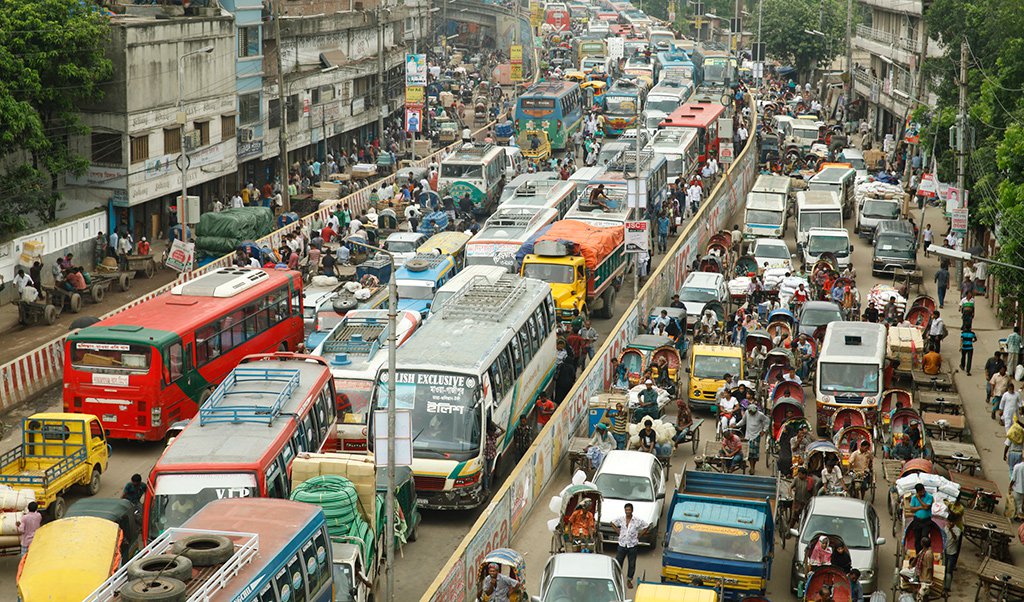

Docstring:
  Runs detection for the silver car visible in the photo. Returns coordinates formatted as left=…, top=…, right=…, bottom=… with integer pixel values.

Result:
left=534, top=553, right=627, bottom=602
left=789, top=496, right=885, bottom=596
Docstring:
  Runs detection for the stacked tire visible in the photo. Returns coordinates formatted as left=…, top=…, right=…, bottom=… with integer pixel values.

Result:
left=119, top=534, right=234, bottom=601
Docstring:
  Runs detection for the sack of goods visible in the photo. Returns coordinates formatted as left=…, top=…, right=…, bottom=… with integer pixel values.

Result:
left=0, top=485, right=35, bottom=512
left=868, top=284, right=907, bottom=314
left=894, top=472, right=961, bottom=504
left=626, top=419, right=676, bottom=446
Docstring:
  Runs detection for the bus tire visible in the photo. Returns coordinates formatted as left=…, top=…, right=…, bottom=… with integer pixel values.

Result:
left=119, top=577, right=187, bottom=602
left=48, top=496, right=66, bottom=521
left=171, top=534, right=234, bottom=567
left=126, top=554, right=194, bottom=583
left=86, top=467, right=101, bottom=495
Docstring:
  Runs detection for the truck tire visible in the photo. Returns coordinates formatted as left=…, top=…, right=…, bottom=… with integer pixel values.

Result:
left=596, top=287, right=615, bottom=319
left=127, top=554, right=194, bottom=583
left=69, top=293, right=82, bottom=313
left=86, top=467, right=101, bottom=495
left=171, top=534, right=234, bottom=567
left=119, top=577, right=187, bottom=602
left=48, top=496, right=66, bottom=521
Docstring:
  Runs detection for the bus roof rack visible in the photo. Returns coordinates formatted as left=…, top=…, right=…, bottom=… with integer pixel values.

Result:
left=443, top=276, right=527, bottom=321
left=322, top=316, right=388, bottom=356
left=199, top=367, right=301, bottom=426
left=608, top=149, right=656, bottom=173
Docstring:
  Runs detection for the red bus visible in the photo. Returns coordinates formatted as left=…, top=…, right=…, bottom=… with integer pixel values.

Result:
left=660, top=102, right=727, bottom=163
left=544, top=2, right=570, bottom=32
left=141, top=352, right=337, bottom=542
left=63, top=267, right=305, bottom=441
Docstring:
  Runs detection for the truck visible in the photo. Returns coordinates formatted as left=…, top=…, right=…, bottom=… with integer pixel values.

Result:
left=0, top=413, right=110, bottom=520
left=662, top=470, right=779, bottom=601
left=519, top=219, right=626, bottom=320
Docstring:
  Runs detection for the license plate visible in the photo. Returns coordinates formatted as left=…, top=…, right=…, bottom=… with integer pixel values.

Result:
left=102, top=414, right=117, bottom=423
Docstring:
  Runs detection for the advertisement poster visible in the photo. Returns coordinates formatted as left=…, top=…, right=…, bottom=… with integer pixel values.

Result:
left=165, top=239, right=194, bottom=273
left=405, top=53, right=427, bottom=86
left=405, top=107, right=422, bottom=133
left=624, top=220, right=649, bottom=253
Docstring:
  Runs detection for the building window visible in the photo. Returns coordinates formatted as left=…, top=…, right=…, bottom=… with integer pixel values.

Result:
left=91, top=133, right=122, bottom=165
left=321, top=85, right=335, bottom=102
left=269, top=98, right=281, bottom=129
left=164, top=127, right=181, bottom=154
left=238, top=26, right=261, bottom=57
left=311, top=87, right=320, bottom=105
left=195, top=121, right=210, bottom=146
left=222, top=115, right=236, bottom=140
left=287, top=94, right=299, bottom=123
left=130, top=135, right=149, bottom=164
left=404, top=16, right=414, bottom=34
left=239, top=92, right=260, bottom=125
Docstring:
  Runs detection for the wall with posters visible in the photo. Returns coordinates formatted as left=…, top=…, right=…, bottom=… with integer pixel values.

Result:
left=420, top=101, right=759, bottom=602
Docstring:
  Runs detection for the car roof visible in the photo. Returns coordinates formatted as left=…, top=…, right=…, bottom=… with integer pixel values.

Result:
left=802, top=300, right=840, bottom=311
left=808, top=495, right=870, bottom=517
left=683, top=271, right=723, bottom=286
left=597, top=450, right=657, bottom=475
left=753, top=238, right=788, bottom=248
left=545, top=553, right=618, bottom=579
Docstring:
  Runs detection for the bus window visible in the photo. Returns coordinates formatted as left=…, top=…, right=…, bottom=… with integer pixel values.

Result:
left=196, top=323, right=220, bottom=364
left=302, top=414, right=314, bottom=449
left=312, top=529, right=331, bottom=591
left=510, top=336, right=524, bottom=376
left=533, top=307, right=548, bottom=339
left=518, top=330, right=533, bottom=365
left=526, top=316, right=540, bottom=354
left=497, top=348, right=513, bottom=397
left=266, top=455, right=289, bottom=499
left=543, top=297, right=556, bottom=331
left=287, top=553, right=308, bottom=602
left=273, top=566, right=291, bottom=602
left=488, top=361, right=505, bottom=398
left=165, top=343, right=184, bottom=384
left=258, top=582, right=276, bottom=602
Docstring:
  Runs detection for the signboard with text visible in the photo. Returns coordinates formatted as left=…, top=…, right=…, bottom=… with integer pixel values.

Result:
left=624, top=221, right=649, bottom=253
left=405, top=54, right=427, bottom=86
left=511, top=44, right=524, bottom=82
left=951, top=207, right=969, bottom=233
left=166, top=239, right=194, bottom=273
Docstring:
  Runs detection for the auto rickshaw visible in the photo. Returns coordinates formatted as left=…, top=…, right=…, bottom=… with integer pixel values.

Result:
left=550, top=483, right=604, bottom=554
left=476, top=548, right=529, bottom=602
left=581, top=80, right=607, bottom=109
left=519, top=129, right=552, bottom=162
left=735, top=255, right=759, bottom=277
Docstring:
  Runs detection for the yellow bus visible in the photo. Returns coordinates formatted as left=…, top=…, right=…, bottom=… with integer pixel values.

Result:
left=418, top=231, right=473, bottom=270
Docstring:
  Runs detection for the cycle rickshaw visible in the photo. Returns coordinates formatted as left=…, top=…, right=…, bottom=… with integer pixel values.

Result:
left=834, top=425, right=876, bottom=501
left=803, top=441, right=846, bottom=495
left=550, top=483, right=604, bottom=554
left=885, top=407, right=928, bottom=460
left=476, top=548, right=529, bottom=602
left=799, top=534, right=855, bottom=602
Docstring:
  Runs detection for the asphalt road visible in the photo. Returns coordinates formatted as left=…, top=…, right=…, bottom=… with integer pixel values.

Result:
left=506, top=196, right=1020, bottom=602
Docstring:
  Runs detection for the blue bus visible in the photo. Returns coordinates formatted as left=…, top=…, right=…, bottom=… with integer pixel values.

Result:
left=86, top=498, right=335, bottom=602
left=514, top=81, right=584, bottom=150
left=657, top=49, right=699, bottom=87
left=392, top=252, right=458, bottom=316
left=603, top=79, right=646, bottom=136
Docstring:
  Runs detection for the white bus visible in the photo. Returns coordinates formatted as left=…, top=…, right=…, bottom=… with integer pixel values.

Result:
left=313, top=309, right=422, bottom=452
left=815, top=321, right=886, bottom=435
left=373, top=275, right=557, bottom=509
left=647, top=127, right=698, bottom=179
left=466, top=207, right=560, bottom=270
left=429, top=265, right=510, bottom=316
left=500, top=178, right=577, bottom=219
left=438, top=143, right=508, bottom=215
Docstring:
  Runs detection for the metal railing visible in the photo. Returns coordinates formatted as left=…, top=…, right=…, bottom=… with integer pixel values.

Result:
left=856, top=24, right=919, bottom=54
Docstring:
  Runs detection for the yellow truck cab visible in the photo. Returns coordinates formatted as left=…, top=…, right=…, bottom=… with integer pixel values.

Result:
left=635, top=583, right=720, bottom=602
left=687, top=345, right=744, bottom=410
left=0, top=413, right=109, bottom=519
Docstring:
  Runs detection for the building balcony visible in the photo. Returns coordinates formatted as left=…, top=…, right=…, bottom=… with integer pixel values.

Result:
left=856, top=0, right=927, bottom=16
left=852, top=67, right=913, bottom=117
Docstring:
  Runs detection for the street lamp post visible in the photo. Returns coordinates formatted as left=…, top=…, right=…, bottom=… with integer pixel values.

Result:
left=176, top=45, right=215, bottom=231
left=927, top=245, right=1024, bottom=273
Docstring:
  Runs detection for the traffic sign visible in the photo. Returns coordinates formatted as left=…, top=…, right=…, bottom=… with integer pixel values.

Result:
left=719, top=142, right=734, bottom=163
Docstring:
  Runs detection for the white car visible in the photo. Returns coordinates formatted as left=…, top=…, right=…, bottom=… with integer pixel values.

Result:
left=751, top=237, right=794, bottom=273
left=594, top=450, right=666, bottom=547
left=536, top=553, right=627, bottom=602
left=677, top=271, right=727, bottom=325
left=382, top=232, right=427, bottom=266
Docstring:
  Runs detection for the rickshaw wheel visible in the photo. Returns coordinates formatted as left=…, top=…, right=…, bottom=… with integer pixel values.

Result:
left=691, top=426, right=700, bottom=454
left=870, top=478, right=877, bottom=503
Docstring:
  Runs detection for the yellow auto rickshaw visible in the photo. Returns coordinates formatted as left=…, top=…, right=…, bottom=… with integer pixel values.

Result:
left=581, top=80, right=607, bottom=109
left=562, top=69, right=587, bottom=83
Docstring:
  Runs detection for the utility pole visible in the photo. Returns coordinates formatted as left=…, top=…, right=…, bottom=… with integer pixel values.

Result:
left=845, top=0, right=853, bottom=98
left=272, top=0, right=291, bottom=212
left=902, top=17, right=929, bottom=185
left=755, top=0, right=763, bottom=86
left=954, top=37, right=968, bottom=287
left=377, top=3, right=387, bottom=145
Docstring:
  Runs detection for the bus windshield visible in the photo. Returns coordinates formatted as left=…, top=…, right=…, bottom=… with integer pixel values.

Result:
left=522, top=263, right=575, bottom=284
left=149, top=472, right=258, bottom=536
left=606, top=97, right=639, bottom=114
left=442, top=164, right=483, bottom=179
left=378, top=370, right=482, bottom=454
left=646, top=98, right=680, bottom=114
left=70, top=342, right=153, bottom=373
left=336, top=378, right=374, bottom=415
left=746, top=209, right=784, bottom=226
left=668, top=522, right=763, bottom=562
left=819, top=362, right=880, bottom=396
left=692, top=355, right=741, bottom=379
left=704, top=59, right=728, bottom=83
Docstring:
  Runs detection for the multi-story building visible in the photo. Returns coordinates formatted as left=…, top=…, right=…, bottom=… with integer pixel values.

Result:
left=850, top=0, right=941, bottom=138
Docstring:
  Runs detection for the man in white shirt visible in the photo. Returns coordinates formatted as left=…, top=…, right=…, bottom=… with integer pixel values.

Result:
left=928, top=311, right=945, bottom=352
left=12, top=269, right=32, bottom=294
left=349, top=216, right=363, bottom=237
left=737, top=125, right=749, bottom=144
left=945, top=231, right=957, bottom=248
left=708, top=156, right=719, bottom=176
left=231, top=193, right=244, bottom=208
left=1000, top=383, right=1021, bottom=431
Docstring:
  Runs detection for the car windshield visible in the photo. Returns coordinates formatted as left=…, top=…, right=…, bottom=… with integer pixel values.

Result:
left=692, top=355, right=741, bottom=380
left=819, top=362, right=880, bottom=396
left=385, top=239, right=420, bottom=254
left=546, top=576, right=620, bottom=602
left=845, top=157, right=867, bottom=170
left=595, top=472, right=653, bottom=501
left=668, top=522, right=764, bottom=562
left=876, top=234, right=915, bottom=256
left=746, top=209, right=784, bottom=226
left=801, top=307, right=842, bottom=327
left=801, top=514, right=873, bottom=548
left=376, top=370, right=481, bottom=454
left=442, top=163, right=483, bottom=179
left=332, top=563, right=356, bottom=601
left=680, top=287, right=718, bottom=303
left=861, top=200, right=900, bottom=219
left=755, top=243, right=790, bottom=258
left=808, top=235, right=849, bottom=256
left=523, top=263, right=575, bottom=284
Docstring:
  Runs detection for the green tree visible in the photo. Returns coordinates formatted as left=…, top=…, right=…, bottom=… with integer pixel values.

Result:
left=0, top=0, right=112, bottom=235
left=759, top=0, right=845, bottom=81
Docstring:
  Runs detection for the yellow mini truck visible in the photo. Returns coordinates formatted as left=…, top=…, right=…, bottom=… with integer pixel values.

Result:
left=0, top=413, right=110, bottom=519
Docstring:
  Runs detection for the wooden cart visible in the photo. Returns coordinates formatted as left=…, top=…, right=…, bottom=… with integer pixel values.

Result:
left=930, top=440, right=982, bottom=475
left=949, top=471, right=1001, bottom=513
left=962, top=509, right=1012, bottom=561
left=922, top=412, right=966, bottom=441
left=974, top=558, right=1024, bottom=602
left=917, top=391, right=963, bottom=415
left=911, top=369, right=954, bottom=392
left=124, top=253, right=160, bottom=279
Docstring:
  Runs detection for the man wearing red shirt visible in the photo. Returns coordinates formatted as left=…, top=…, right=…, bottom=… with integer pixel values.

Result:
left=321, top=224, right=336, bottom=243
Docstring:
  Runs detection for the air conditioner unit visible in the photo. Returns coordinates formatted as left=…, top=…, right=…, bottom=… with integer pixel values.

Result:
left=238, top=128, right=255, bottom=142
left=183, top=131, right=202, bottom=152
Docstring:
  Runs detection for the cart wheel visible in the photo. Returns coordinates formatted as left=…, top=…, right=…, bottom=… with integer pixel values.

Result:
left=870, top=478, right=877, bottom=503
left=691, top=425, right=700, bottom=454
left=144, top=260, right=156, bottom=279
left=69, top=292, right=82, bottom=313
left=44, top=304, right=58, bottom=325
left=91, top=283, right=105, bottom=303
left=118, top=273, right=131, bottom=292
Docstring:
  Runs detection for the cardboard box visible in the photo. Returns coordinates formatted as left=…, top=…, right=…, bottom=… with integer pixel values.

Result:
left=887, top=326, right=924, bottom=370
left=291, top=452, right=378, bottom=533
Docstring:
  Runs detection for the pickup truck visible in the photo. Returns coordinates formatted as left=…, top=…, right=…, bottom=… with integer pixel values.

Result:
left=662, top=470, right=778, bottom=601
left=520, top=219, right=626, bottom=320
left=0, top=413, right=110, bottom=519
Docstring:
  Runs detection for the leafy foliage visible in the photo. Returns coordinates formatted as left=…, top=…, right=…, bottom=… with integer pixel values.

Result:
left=759, top=0, right=845, bottom=80
left=0, top=0, right=112, bottom=235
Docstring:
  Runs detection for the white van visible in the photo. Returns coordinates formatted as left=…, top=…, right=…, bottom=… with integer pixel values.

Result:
left=744, top=174, right=791, bottom=240
left=802, top=227, right=853, bottom=269
left=678, top=271, right=727, bottom=325
left=839, top=148, right=868, bottom=180
left=428, top=265, right=509, bottom=316
left=808, top=166, right=857, bottom=219
left=795, top=190, right=843, bottom=246
left=502, top=146, right=525, bottom=179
